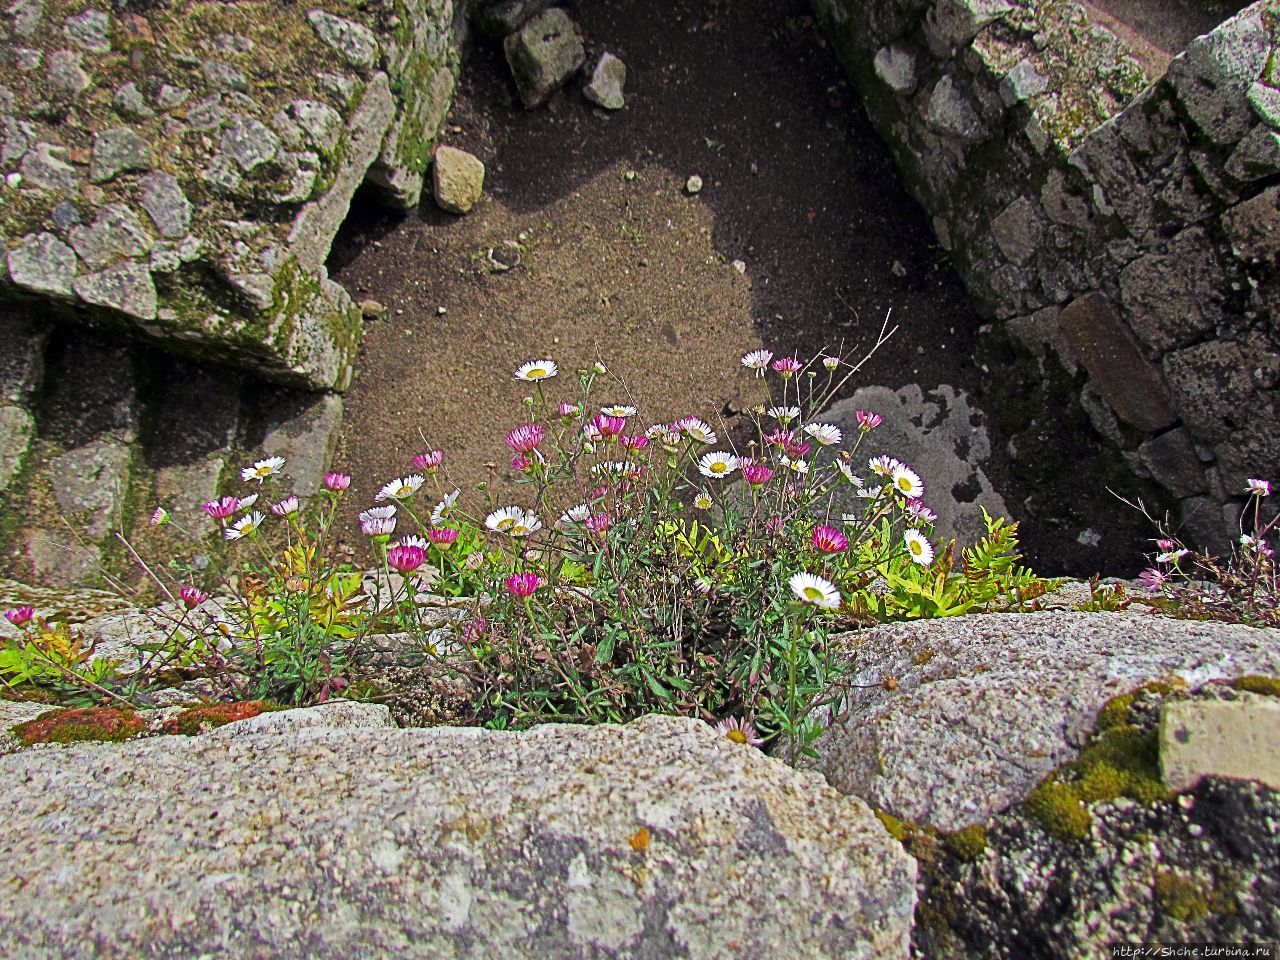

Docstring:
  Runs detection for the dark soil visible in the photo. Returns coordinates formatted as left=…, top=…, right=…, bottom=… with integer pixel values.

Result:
left=329, top=0, right=1156, bottom=577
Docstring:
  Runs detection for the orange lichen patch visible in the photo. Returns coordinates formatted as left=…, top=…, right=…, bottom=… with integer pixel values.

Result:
left=629, top=827, right=651, bottom=852
left=161, top=701, right=278, bottom=737
left=13, top=707, right=145, bottom=746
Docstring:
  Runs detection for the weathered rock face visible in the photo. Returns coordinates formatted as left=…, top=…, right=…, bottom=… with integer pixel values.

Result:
left=0, top=0, right=462, bottom=390
left=0, top=715, right=917, bottom=959
left=807, top=610, right=1280, bottom=831
left=812, top=0, right=1280, bottom=550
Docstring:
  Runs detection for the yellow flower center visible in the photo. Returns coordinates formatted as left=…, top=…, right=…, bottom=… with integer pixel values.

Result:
left=909, top=540, right=923, bottom=556
left=726, top=730, right=748, bottom=744
left=527, top=367, right=547, bottom=379
left=711, top=462, right=726, bottom=474
left=804, top=586, right=824, bottom=601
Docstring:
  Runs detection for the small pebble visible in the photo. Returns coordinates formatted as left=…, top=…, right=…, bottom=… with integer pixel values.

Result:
left=685, top=174, right=703, bottom=194
left=732, top=260, right=746, bottom=274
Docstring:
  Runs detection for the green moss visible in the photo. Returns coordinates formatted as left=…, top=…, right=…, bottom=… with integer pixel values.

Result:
left=1096, top=691, right=1136, bottom=730
left=875, top=808, right=910, bottom=843
left=13, top=706, right=145, bottom=746
left=1232, top=675, right=1280, bottom=697
left=947, top=824, right=989, bottom=862
left=1151, top=869, right=1237, bottom=924
left=1025, top=779, right=1093, bottom=840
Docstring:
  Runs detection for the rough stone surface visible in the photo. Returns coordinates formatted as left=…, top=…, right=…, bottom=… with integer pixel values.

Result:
left=89, top=127, right=152, bottom=184
left=1058, top=293, right=1176, bottom=432
left=432, top=144, right=485, bottom=214
left=1161, top=695, right=1280, bottom=792
left=1137, top=428, right=1207, bottom=498
left=48, top=439, right=133, bottom=540
left=258, top=390, right=345, bottom=497
left=6, top=232, right=77, bottom=298
left=821, top=385, right=1008, bottom=550
left=990, top=196, right=1042, bottom=266
left=208, top=700, right=396, bottom=737
left=0, top=716, right=917, bottom=959
left=806, top=611, right=1280, bottom=830
left=503, top=8, right=586, bottom=109
left=72, top=261, right=158, bottom=320
left=873, top=43, right=918, bottom=96
left=926, top=74, right=988, bottom=143
left=0, top=404, right=35, bottom=492
left=474, top=0, right=553, bottom=39
left=584, top=53, right=627, bottom=111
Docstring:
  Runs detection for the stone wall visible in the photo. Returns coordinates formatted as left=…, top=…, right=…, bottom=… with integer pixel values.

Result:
left=812, top=0, right=1280, bottom=551
left=0, top=0, right=466, bottom=586
left=0, top=0, right=461, bottom=391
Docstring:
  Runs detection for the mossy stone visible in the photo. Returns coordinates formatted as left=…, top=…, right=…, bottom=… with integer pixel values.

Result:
left=13, top=706, right=145, bottom=746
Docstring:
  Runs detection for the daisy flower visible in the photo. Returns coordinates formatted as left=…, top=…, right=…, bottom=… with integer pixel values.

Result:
left=557, top=401, right=581, bottom=419
left=361, top=505, right=397, bottom=522
left=150, top=507, right=170, bottom=526
left=387, top=544, right=426, bottom=573
left=698, top=451, right=740, bottom=479
left=506, top=423, right=544, bottom=454
left=1156, top=548, right=1189, bottom=564
left=600, top=404, right=637, bottom=418
left=271, top=496, right=300, bottom=517
left=241, top=456, right=286, bottom=483
left=742, top=461, right=774, bottom=485
left=869, top=455, right=902, bottom=477
left=508, top=511, right=543, bottom=537
left=359, top=506, right=397, bottom=536
left=506, top=572, right=541, bottom=597
left=890, top=464, right=924, bottom=498
left=485, top=506, right=525, bottom=533
left=203, top=496, right=239, bottom=520
left=398, top=535, right=429, bottom=550
left=822, top=355, right=840, bottom=371
left=620, top=434, right=648, bottom=450
left=560, top=504, right=592, bottom=525
left=789, top=571, right=841, bottom=609
left=772, top=356, right=802, bottom=377
left=837, top=460, right=862, bottom=486
left=225, top=511, right=265, bottom=541
left=811, top=524, right=848, bottom=553
left=412, top=450, right=444, bottom=472
left=906, top=498, right=938, bottom=524
left=5, top=606, right=34, bottom=626
left=1247, top=478, right=1272, bottom=497
left=324, top=472, right=352, bottom=491
left=856, top=410, right=883, bottom=431
left=1138, top=567, right=1168, bottom=591
left=741, top=349, right=773, bottom=375
left=591, top=461, right=629, bottom=476
left=694, top=492, right=714, bottom=510
left=376, top=475, right=425, bottom=502
left=591, top=413, right=627, bottom=438
left=678, top=417, right=717, bottom=444
left=644, top=423, right=669, bottom=439
left=714, top=716, right=764, bottom=746
left=514, top=359, right=557, bottom=382
left=767, top=406, right=801, bottom=424
left=903, top=529, right=934, bottom=566
left=804, top=422, right=842, bottom=446
left=238, top=493, right=259, bottom=511
left=179, top=586, right=209, bottom=608
left=780, top=456, right=809, bottom=475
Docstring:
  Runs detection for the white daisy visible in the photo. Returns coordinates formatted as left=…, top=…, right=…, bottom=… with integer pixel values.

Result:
left=591, top=461, right=629, bottom=476
left=804, top=422, right=843, bottom=446
left=869, top=455, right=903, bottom=477
left=360, top=505, right=397, bottom=522
left=241, top=456, right=285, bottom=483
left=560, top=503, right=592, bottom=525
left=431, top=489, right=460, bottom=525
left=789, top=572, right=841, bottom=609
left=238, top=493, right=259, bottom=510
left=890, top=464, right=923, bottom=498
left=375, top=474, right=425, bottom=502
left=508, top=511, right=543, bottom=537
left=644, top=423, right=669, bottom=440
left=698, top=451, right=740, bottom=479
left=600, top=404, right=637, bottom=417
left=904, top=529, right=934, bottom=566
left=485, top=506, right=525, bottom=533
left=694, top=492, right=713, bottom=509
left=398, top=535, right=429, bottom=550
left=837, top=460, right=862, bottom=485
left=679, top=418, right=717, bottom=444
left=514, top=359, right=558, bottom=382
left=780, top=456, right=810, bottom=475
left=767, top=406, right=800, bottom=424
left=225, top=511, right=265, bottom=541
left=741, top=349, right=773, bottom=374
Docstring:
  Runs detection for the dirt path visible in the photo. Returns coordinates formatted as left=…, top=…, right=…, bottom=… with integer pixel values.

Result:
left=328, top=0, right=1151, bottom=575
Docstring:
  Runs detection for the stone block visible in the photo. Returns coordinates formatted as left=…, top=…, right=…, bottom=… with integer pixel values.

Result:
left=258, top=390, right=344, bottom=498
left=1222, top=184, right=1279, bottom=265
left=48, top=438, right=133, bottom=540
left=431, top=145, right=485, bottom=215
left=1225, top=124, right=1280, bottom=181
left=1165, top=4, right=1273, bottom=147
left=583, top=53, right=626, bottom=111
left=925, top=74, right=989, bottom=143
left=873, top=43, right=918, bottom=96
left=0, top=311, right=48, bottom=404
left=474, top=0, right=553, bottom=39
left=1117, top=227, right=1223, bottom=354
left=0, top=404, right=35, bottom=494
left=1161, top=696, right=1280, bottom=793
left=208, top=701, right=395, bottom=737
left=923, top=0, right=1012, bottom=56
left=1137, top=428, right=1207, bottom=498
left=1213, top=424, right=1280, bottom=497
left=998, top=58, right=1048, bottom=107
left=503, top=8, right=585, bottom=109
left=1161, top=340, right=1255, bottom=440
left=1058, top=292, right=1176, bottom=432
left=990, top=196, right=1043, bottom=266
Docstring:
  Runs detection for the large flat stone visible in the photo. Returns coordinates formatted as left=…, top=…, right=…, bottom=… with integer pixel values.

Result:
left=1161, top=696, right=1280, bottom=792
left=0, top=716, right=916, bottom=959
left=807, top=611, right=1280, bottom=830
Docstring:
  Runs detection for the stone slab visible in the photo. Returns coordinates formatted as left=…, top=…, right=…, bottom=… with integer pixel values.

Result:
left=1161, top=696, right=1280, bottom=792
